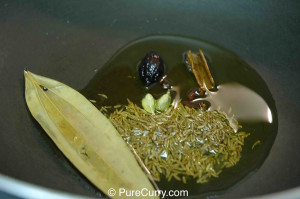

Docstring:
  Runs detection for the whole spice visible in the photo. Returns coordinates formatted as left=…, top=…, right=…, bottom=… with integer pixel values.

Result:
left=187, top=88, right=206, bottom=101
left=141, top=91, right=172, bottom=114
left=185, top=50, right=215, bottom=90
left=138, top=51, right=166, bottom=87
left=141, top=93, right=156, bottom=114
left=109, top=100, right=249, bottom=183
left=24, top=71, right=158, bottom=199
left=156, top=90, right=171, bottom=112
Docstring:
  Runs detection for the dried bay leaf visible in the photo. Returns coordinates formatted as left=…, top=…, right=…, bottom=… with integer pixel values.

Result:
left=24, top=71, right=158, bottom=199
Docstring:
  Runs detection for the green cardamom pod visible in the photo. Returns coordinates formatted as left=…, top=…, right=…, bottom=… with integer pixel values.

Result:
left=141, top=93, right=156, bottom=114
left=156, top=90, right=171, bottom=112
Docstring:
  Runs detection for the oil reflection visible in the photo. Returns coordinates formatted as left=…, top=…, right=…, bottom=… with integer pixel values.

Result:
left=193, top=83, right=272, bottom=123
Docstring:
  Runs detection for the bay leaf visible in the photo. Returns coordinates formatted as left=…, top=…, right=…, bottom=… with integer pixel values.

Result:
left=24, top=70, right=158, bottom=199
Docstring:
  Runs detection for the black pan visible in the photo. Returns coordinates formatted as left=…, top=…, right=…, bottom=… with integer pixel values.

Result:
left=0, top=1, right=299, bottom=198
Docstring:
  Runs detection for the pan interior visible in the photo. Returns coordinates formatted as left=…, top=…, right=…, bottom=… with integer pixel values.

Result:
left=81, top=35, right=278, bottom=197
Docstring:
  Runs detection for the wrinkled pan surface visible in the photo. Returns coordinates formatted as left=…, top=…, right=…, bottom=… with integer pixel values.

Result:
left=0, top=1, right=299, bottom=198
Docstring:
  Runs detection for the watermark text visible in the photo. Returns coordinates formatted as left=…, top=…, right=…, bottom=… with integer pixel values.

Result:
left=107, top=187, right=188, bottom=198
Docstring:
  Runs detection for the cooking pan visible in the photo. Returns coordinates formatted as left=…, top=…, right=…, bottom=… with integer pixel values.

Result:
left=0, top=1, right=299, bottom=198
